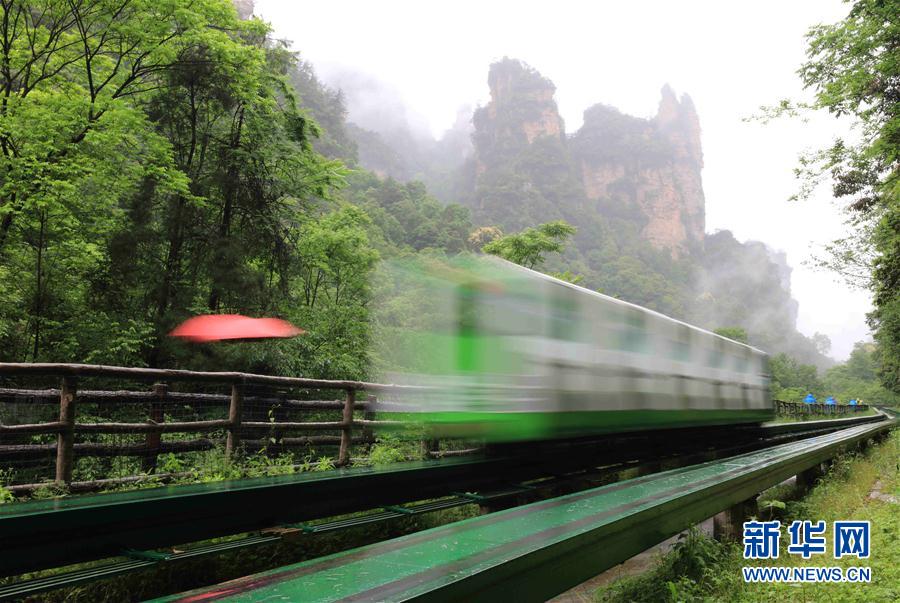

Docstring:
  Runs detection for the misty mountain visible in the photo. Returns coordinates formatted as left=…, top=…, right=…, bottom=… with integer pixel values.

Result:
left=295, top=55, right=831, bottom=368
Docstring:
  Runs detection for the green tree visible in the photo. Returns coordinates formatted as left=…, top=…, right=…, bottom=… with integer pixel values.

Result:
left=771, top=0, right=899, bottom=391
left=821, top=341, right=900, bottom=406
left=0, top=1, right=352, bottom=373
left=483, top=220, right=576, bottom=269
left=769, top=353, right=822, bottom=401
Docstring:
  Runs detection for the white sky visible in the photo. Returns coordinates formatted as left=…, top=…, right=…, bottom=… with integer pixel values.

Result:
left=256, top=0, right=870, bottom=360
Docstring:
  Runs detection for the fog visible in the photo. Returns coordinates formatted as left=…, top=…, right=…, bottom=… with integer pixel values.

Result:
left=256, top=0, right=869, bottom=360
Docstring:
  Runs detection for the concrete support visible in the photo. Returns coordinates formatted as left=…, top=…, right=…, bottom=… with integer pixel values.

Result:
left=714, top=496, right=758, bottom=541
left=634, top=460, right=662, bottom=477
left=796, top=463, right=823, bottom=494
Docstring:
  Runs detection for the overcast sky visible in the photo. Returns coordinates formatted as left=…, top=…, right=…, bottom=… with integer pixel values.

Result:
left=256, top=0, right=868, bottom=360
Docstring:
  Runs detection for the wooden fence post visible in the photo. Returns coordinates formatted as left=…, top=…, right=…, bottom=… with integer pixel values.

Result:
left=421, top=438, right=439, bottom=458
left=55, top=376, right=77, bottom=484
left=142, top=382, right=167, bottom=473
left=338, top=389, right=356, bottom=466
left=225, top=382, right=243, bottom=458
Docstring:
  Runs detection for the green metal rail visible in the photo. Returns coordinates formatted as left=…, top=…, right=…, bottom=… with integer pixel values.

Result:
left=0, top=411, right=888, bottom=599
left=155, top=417, right=895, bottom=603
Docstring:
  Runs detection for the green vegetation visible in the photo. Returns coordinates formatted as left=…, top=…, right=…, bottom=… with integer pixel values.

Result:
left=595, top=429, right=900, bottom=602
left=766, top=0, right=900, bottom=396
left=0, top=1, right=473, bottom=381
left=769, top=340, right=900, bottom=405
left=483, top=220, right=576, bottom=269
left=714, top=327, right=749, bottom=344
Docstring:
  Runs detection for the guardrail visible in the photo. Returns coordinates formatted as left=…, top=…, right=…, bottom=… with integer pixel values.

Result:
left=775, top=400, right=868, bottom=416
left=0, top=407, right=890, bottom=586
left=0, top=363, right=419, bottom=491
left=155, top=415, right=897, bottom=603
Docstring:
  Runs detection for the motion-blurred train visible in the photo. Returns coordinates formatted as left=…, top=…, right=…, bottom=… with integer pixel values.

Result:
left=376, top=255, right=773, bottom=441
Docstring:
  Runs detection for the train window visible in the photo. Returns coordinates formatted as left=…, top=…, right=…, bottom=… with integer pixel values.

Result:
left=706, top=337, right=726, bottom=368
left=619, top=308, right=648, bottom=353
left=479, top=290, right=543, bottom=336
left=670, top=325, right=692, bottom=362
left=549, top=287, right=580, bottom=341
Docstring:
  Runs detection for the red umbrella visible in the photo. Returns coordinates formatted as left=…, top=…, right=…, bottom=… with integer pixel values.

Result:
left=169, top=314, right=304, bottom=343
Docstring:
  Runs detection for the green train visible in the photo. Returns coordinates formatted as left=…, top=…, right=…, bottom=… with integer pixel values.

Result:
left=376, top=255, right=773, bottom=441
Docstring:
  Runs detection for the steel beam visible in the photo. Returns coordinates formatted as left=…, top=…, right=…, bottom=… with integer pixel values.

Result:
left=156, top=418, right=895, bottom=603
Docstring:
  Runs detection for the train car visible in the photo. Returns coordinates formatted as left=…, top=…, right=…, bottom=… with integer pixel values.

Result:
left=375, top=255, right=773, bottom=441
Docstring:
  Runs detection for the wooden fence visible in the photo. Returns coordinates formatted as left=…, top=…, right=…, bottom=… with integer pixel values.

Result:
left=774, top=400, right=869, bottom=416
left=0, top=363, right=424, bottom=492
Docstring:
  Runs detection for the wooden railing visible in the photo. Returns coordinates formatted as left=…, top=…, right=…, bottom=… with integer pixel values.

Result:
left=0, top=363, right=421, bottom=492
left=774, top=400, right=869, bottom=416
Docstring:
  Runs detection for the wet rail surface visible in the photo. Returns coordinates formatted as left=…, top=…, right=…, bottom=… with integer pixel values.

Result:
left=155, top=418, right=894, bottom=602
left=0, top=410, right=890, bottom=599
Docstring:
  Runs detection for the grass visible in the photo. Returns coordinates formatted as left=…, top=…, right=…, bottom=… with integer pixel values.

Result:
left=595, top=429, right=900, bottom=602
left=0, top=436, right=433, bottom=504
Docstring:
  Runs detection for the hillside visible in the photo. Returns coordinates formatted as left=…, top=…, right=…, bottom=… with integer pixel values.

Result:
left=326, top=58, right=828, bottom=367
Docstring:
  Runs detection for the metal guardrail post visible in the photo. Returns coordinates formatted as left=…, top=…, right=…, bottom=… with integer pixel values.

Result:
left=55, top=376, right=77, bottom=484
left=338, top=389, right=356, bottom=466
left=225, top=382, right=244, bottom=458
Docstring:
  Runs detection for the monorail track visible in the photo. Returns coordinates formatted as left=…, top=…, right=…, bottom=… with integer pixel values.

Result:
left=0, top=410, right=890, bottom=600
left=157, top=413, right=898, bottom=603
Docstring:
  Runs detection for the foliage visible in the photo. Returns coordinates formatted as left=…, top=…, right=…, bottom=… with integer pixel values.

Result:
left=713, top=327, right=749, bottom=344
left=770, top=339, right=900, bottom=404
left=289, top=60, right=358, bottom=163
left=483, top=220, right=576, bottom=269
left=344, top=173, right=472, bottom=256
left=0, top=468, right=13, bottom=504
left=822, top=341, right=900, bottom=405
left=551, top=270, right=584, bottom=285
left=0, top=0, right=376, bottom=379
left=368, top=442, right=407, bottom=466
left=769, top=352, right=822, bottom=401
left=595, top=527, right=737, bottom=603
left=765, top=0, right=900, bottom=392
left=467, top=226, right=503, bottom=251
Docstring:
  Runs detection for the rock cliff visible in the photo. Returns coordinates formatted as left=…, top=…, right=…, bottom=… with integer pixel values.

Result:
left=470, top=59, right=705, bottom=257
left=571, top=88, right=705, bottom=256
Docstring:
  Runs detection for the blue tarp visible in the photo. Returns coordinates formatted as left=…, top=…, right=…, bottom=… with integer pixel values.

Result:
left=804, top=393, right=816, bottom=404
